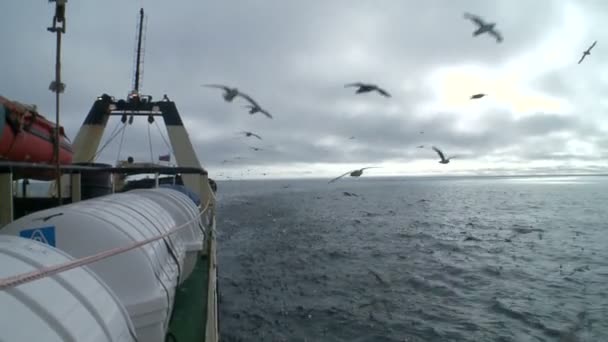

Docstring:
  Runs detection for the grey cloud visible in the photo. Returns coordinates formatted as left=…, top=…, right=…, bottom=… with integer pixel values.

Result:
left=3, top=0, right=608, bottom=177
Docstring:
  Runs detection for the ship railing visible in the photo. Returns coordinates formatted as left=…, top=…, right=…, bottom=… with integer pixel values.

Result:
left=0, top=160, right=216, bottom=230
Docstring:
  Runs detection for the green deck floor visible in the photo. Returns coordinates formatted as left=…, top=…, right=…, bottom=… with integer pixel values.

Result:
left=167, top=254, right=209, bottom=342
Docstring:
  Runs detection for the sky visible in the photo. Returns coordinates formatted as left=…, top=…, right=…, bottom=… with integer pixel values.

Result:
left=2, top=1, right=608, bottom=180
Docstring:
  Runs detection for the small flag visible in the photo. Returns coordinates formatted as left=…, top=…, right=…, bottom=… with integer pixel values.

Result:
left=159, top=154, right=170, bottom=162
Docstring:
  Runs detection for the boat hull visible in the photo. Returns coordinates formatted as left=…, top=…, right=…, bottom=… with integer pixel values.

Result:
left=0, top=96, right=73, bottom=180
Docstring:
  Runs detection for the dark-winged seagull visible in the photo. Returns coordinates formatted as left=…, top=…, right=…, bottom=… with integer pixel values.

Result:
left=464, top=13, right=503, bottom=43
left=432, top=146, right=456, bottom=164
left=345, top=83, right=391, bottom=97
left=249, top=146, right=263, bottom=151
left=328, top=167, right=381, bottom=183
left=470, top=93, right=487, bottom=99
left=243, top=104, right=273, bottom=119
left=578, top=41, right=597, bottom=64
left=239, top=131, right=262, bottom=140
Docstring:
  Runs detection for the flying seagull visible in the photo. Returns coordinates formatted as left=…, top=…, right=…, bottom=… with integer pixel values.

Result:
left=243, top=104, right=273, bottom=119
left=345, top=83, right=391, bottom=97
left=464, top=13, right=503, bottom=43
left=470, top=93, right=487, bottom=99
left=417, top=145, right=425, bottom=148
left=578, top=40, right=597, bottom=64
left=203, top=84, right=264, bottom=108
left=249, top=146, right=263, bottom=151
left=202, top=84, right=240, bottom=102
left=328, top=167, right=381, bottom=183
left=239, top=131, right=262, bottom=140
left=432, top=146, right=457, bottom=164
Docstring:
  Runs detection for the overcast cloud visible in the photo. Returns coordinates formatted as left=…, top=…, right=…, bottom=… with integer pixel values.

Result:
left=2, top=1, right=608, bottom=179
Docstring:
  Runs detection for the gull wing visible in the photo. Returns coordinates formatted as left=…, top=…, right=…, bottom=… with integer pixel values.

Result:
left=578, top=54, right=586, bottom=64
left=259, top=109, right=273, bottom=119
left=432, top=146, right=446, bottom=161
left=488, top=29, right=503, bottom=43
left=360, top=167, right=381, bottom=171
left=328, top=170, right=354, bottom=184
left=588, top=40, right=597, bottom=51
left=202, top=84, right=231, bottom=91
left=345, top=82, right=366, bottom=88
left=463, top=13, right=486, bottom=28
left=236, top=92, right=261, bottom=108
left=375, top=87, right=391, bottom=97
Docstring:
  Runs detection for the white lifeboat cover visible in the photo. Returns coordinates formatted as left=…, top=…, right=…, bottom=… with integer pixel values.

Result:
left=129, top=188, right=205, bottom=282
left=130, top=187, right=205, bottom=252
left=0, top=192, right=187, bottom=342
left=0, top=235, right=136, bottom=342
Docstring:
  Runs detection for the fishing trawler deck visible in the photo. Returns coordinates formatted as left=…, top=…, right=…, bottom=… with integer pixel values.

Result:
left=1, top=2, right=219, bottom=340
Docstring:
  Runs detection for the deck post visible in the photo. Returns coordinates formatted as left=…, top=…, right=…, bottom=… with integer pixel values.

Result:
left=70, top=172, right=81, bottom=202
left=199, top=174, right=216, bottom=220
left=0, top=172, right=14, bottom=226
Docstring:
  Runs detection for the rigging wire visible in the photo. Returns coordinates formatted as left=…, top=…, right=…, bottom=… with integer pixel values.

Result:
left=116, top=120, right=128, bottom=163
left=87, top=120, right=126, bottom=163
left=154, top=119, right=173, bottom=156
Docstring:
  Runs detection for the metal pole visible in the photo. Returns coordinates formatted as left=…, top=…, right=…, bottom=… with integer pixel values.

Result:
left=48, top=0, right=67, bottom=205
left=54, top=29, right=62, bottom=205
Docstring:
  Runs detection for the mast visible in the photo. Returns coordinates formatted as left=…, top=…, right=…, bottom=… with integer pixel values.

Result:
left=132, top=8, right=146, bottom=96
left=48, top=0, right=67, bottom=205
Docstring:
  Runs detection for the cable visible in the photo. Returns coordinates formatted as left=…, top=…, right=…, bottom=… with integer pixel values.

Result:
left=115, top=120, right=128, bottom=163
left=88, top=120, right=124, bottom=163
left=155, top=120, right=173, bottom=156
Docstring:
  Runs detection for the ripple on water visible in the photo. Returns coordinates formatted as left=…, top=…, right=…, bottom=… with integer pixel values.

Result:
left=217, top=178, right=608, bottom=341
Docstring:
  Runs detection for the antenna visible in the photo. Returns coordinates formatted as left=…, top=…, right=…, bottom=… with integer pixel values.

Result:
left=131, top=8, right=147, bottom=96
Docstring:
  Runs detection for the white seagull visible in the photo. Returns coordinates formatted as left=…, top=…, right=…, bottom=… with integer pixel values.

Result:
left=203, top=84, right=265, bottom=111
left=202, top=84, right=240, bottom=102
